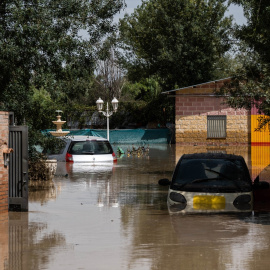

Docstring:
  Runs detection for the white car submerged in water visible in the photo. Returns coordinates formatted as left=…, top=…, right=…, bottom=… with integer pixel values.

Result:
left=44, top=136, right=117, bottom=163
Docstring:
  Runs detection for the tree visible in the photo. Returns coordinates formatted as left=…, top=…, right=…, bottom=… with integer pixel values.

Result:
left=0, top=0, right=126, bottom=125
left=118, top=0, right=233, bottom=90
left=94, top=47, right=126, bottom=102
left=216, top=0, right=270, bottom=116
left=110, top=76, right=174, bottom=128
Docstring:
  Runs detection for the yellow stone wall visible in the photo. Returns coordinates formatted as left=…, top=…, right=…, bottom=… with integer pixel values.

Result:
left=175, top=114, right=250, bottom=145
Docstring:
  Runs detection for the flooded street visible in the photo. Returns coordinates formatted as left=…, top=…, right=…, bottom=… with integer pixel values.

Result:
left=1, top=144, right=270, bottom=270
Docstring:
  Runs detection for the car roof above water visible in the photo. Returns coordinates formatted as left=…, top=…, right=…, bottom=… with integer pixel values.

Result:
left=63, top=136, right=108, bottom=142
left=181, top=153, right=245, bottom=160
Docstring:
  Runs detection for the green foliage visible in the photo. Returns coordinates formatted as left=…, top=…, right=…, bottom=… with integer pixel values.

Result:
left=254, top=116, right=270, bottom=132
left=217, top=1, right=270, bottom=118
left=0, top=0, right=126, bottom=125
left=232, top=0, right=270, bottom=64
left=122, top=76, right=162, bottom=102
left=0, top=0, right=126, bottom=159
left=27, top=87, right=57, bottom=130
left=143, top=95, right=175, bottom=125
left=28, top=153, right=52, bottom=182
left=212, top=53, right=243, bottom=79
left=111, top=96, right=174, bottom=129
left=110, top=101, right=147, bottom=128
left=110, top=75, right=174, bottom=128
left=64, top=103, right=96, bottom=129
left=119, top=0, right=233, bottom=90
left=28, top=129, right=65, bottom=161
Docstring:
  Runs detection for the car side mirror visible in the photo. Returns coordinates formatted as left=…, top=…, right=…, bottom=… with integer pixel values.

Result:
left=253, top=180, right=270, bottom=190
left=158, top=178, right=171, bottom=186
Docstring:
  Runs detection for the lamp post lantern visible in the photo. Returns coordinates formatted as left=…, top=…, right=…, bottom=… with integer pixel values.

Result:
left=96, top=97, right=118, bottom=141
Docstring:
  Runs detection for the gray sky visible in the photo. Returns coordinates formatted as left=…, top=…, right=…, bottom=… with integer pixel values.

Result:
left=117, top=0, right=246, bottom=24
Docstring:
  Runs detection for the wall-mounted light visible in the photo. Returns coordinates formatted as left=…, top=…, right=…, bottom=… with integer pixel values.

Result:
left=4, top=152, right=9, bottom=167
left=1, top=143, right=13, bottom=167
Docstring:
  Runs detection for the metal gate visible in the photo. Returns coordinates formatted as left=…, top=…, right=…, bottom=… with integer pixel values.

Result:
left=8, top=125, right=28, bottom=212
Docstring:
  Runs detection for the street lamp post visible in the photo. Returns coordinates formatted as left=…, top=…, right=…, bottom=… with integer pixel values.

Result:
left=96, top=97, right=118, bottom=141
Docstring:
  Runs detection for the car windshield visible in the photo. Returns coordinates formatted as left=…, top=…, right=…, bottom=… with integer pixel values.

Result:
left=171, top=158, right=252, bottom=192
left=68, top=140, right=113, bottom=155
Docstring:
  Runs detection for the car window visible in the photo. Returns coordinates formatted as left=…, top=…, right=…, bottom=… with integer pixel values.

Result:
left=68, top=141, right=113, bottom=155
left=172, top=158, right=252, bottom=192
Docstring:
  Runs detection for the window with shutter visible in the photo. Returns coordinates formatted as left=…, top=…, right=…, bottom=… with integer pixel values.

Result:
left=207, top=115, right=227, bottom=138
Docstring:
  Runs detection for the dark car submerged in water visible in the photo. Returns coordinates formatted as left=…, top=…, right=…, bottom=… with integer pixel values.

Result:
left=159, top=153, right=270, bottom=214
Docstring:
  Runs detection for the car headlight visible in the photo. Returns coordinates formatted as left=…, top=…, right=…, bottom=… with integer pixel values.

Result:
left=233, top=195, right=252, bottom=210
left=169, top=192, right=187, bottom=204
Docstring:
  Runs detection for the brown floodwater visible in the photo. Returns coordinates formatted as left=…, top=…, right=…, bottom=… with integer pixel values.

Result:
left=1, top=144, right=270, bottom=270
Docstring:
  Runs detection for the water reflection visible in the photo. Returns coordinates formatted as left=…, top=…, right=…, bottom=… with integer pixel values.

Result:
left=0, top=212, right=66, bottom=270
left=120, top=204, right=270, bottom=270
left=118, top=144, right=270, bottom=270
left=1, top=144, right=270, bottom=269
left=0, top=212, right=8, bottom=270
left=29, top=186, right=58, bottom=205
left=166, top=214, right=270, bottom=270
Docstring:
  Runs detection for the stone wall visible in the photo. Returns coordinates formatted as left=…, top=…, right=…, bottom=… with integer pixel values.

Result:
left=0, top=111, right=9, bottom=212
left=175, top=95, right=250, bottom=145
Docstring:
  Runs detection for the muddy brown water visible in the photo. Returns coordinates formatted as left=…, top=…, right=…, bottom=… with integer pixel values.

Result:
left=1, top=144, right=270, bottom=270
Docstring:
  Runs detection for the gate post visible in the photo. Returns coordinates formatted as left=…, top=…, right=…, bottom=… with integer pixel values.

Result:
left=9, top=125, right=28, bottom=211
left=0, top=111, right=9, bottom=213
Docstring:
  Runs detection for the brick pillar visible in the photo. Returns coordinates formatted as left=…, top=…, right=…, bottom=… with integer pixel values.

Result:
left=0, top=111, right=9, bottom=213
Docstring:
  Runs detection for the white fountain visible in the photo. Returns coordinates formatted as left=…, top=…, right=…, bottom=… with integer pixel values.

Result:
left=49, top=110, right=70, bottom=137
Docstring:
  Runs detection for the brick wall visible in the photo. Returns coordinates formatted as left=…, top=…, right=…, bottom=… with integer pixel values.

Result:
left=0, top=111, right=9, bottom=212
left=175, top=95, right=250, bottom=145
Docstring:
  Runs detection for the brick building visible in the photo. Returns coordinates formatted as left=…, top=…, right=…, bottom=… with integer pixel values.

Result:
left=0, top=111, right=9, bottom=212
left=163, top=78, right=250, bottom=145
left=0, top=112, right=8, bottom=267
left=162, top=79, right=270, bottom=180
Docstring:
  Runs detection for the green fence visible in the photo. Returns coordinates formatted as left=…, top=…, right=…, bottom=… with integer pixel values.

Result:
left=45, top=128, right=173, bottom=144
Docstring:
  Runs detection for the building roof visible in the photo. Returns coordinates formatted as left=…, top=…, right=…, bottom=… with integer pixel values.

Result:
left=161, top=77, right=231, bottom=95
